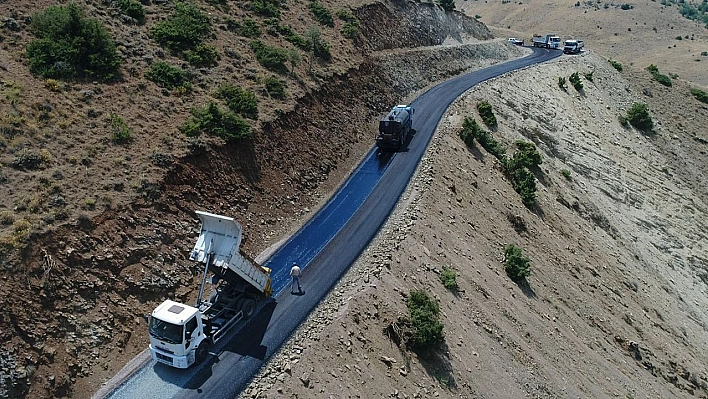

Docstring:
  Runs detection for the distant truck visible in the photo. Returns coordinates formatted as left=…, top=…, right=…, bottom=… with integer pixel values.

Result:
left=532, top=34, right=561, bottom=49
left=376, top=104, right=414, bottom=151
left=507, top=37, right=524, bottom=46
left=563, top=39, right=584, bottom=54
left=148, top=211, right=272, bottom=368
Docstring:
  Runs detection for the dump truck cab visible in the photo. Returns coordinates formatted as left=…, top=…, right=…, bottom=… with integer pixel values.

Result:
left=149, top=300, right=207, bottom=368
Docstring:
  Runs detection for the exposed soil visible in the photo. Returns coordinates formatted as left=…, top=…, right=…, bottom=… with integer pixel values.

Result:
left=1, top=0, right=707, bottom=398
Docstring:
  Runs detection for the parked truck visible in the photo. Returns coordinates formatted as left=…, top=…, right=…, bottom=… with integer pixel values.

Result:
left=532, top=34, right=561, bottom=49
left=376, top=104, right=414, bottom=151
left=563, top=39, right=584, bottom=54
left=148, top=210, right=272, bottom=368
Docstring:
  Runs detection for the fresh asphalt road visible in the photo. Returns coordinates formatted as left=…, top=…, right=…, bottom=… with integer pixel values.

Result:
left=105, top=47, right=560, bottom=399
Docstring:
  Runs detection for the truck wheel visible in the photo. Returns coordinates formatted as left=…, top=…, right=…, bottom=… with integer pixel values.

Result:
left=195, top=341, right=210, bottom=364
left=241, top=299, right=256, bottom=319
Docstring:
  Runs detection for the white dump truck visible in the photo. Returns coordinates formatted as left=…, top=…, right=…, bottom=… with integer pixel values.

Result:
left=148, top=211, right=272, bottom=368
left=563, top=39, right=584, bottom=54
left=532, top=34, right=561, bottom=49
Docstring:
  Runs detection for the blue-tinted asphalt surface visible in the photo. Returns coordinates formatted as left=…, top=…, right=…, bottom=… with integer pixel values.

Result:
left=105, top=48, right=560, bottom=399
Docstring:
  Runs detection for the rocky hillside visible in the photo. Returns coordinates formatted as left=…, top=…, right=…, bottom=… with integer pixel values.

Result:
left=0, top=1, right=496, bottom=398
left=244, top=51, right=708, bottom=398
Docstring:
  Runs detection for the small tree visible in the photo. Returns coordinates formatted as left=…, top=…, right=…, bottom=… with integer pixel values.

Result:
left=569, top=72, right=583, bottom=91
left=27, top=4, right=121, bottom=80
left=406, top=290, right=444, bottom=350
left=625, top=102, right=654, bottom=133
left=558, top=76, right=567, bottom=90
left=476, top=101, right=497, bottom=129
left=503, top=244, right=531, bottom=281
left=151, top=2, right=211, bottom=52
left=439, top=266, right=458, bottom=291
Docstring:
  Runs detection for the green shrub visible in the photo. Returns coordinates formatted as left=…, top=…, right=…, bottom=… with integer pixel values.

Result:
left=584, top=70, right=594, bottom=82
left=184, top=44, right=220, bottom=67
left=569, top=72, right=583, bottom=91
left=238, top=18, right=261, bottom=38
left=263, top=76, right=286, bottom=99
left=306, top=27, right=331, bottom=61
left=439, top=266, right=458, bottom=291
left=180, top=102, right=251, bottom=141
left=216, top=84, right=258, bottom=119
left=508, top=167, right=537, bottom=207
left=117, top=0, right=145, bottom=22
left=337, top=9, right=360, bottom=38
left=251, top=0, right=284, bottom=18
left=646, top=64, right=672, bottom=87
left=625, top=102, right=654, bottom=133
left=510, top=141, right=542, bottom=169
left=151, top=2, right=211, bottom=52
left=608, top=59, right=623, bottom=72
left=26, top=4, right=121, bottom=80
left=561, top=169, right=572, bottom=180
left=558, top=76, right=567, bottom=90
left=503, top=244, right=531, bottom=281
left=459, top=116, right=480, bottom=148
left=146, top=61, right=192, bottom=91
left=690, top=87, right=708, bottom=103
left=439, top=0, right=457, bottom=11
left=250, top=40, right=289, bottom=72
left=406, top=290, right=444, bottom=350
left=110, top=113, right=132, bottom=143
left=477, top=101, right=497, bottom=129
left=309, top=1, right=334, bottom=27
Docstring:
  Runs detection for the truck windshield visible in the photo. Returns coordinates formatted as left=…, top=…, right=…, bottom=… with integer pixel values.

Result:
left=149, top=317, right=183, bottom=344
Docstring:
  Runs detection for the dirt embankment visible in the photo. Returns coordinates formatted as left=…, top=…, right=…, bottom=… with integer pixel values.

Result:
left=0, top=2, right=495, bottom=398
left=243, top=53, right=708, bottom=398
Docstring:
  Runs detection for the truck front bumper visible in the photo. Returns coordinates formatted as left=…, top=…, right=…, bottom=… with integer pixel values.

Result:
left=150, top=344, right=192, bottom=368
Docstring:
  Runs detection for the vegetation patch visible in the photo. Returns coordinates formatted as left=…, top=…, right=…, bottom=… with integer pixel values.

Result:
left=476, top=101, right=497, bottom=129
left=151, top=2, right=211, bottom=52
left=250, top=40, right=289, bottom=72
left=558, top=76, right=567, bottom=90
left=569, top=72, right=583, bottom=91
left=621, top=102, right=654, bottom=133
left=646, top=64, right=672, bottom=87
left=690, top=88, right=708, bottom=104
left=306, top=27, right=331, bottom=61
left=180, top=102, right=252, bottom=141
left=236, top=18, right=261, bottom=38
left=503, top=244, right=531, bottom=281
left=216, top=84, right=258, bottom=119
left=145, top=61, right=192, bottom=92
left=110, top=113, right=132, bottom=144
left=439, top=266, right=458, bottom=291
left=337, top=9, right=360, bottom=38
left=608, top=59, right=623, bottom=72
left=263, top=76, right=287, bottom=99
left=459, top=118, right=540, bottom=208
left=184, top=44, right=220, bottom=67
left=116, top=0, right=145, bottom=23
left=406, top=290, right=444, bottom=350
left=251, top=0, right=284, bottom=18
left=309, top=1, right=334, bottom=27
left=26, top=4, right=121, bottom=80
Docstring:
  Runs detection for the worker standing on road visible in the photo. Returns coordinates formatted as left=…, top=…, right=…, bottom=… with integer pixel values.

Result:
left=290, top=263, right=303, bottom=294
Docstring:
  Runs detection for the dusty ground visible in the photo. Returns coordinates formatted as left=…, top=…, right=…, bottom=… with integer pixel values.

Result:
left=242, top=52, right=708, bottom=398
left=1, top=0, right=707, bottom=398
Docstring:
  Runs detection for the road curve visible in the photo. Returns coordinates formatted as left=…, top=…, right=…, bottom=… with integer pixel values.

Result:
left=104, top=47, right=560, bottom=399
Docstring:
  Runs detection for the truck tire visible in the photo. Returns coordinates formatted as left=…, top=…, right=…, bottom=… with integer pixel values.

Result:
left=241, top=299, right=256, bottom=319
left=195, top=341, right=210, bottom=364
